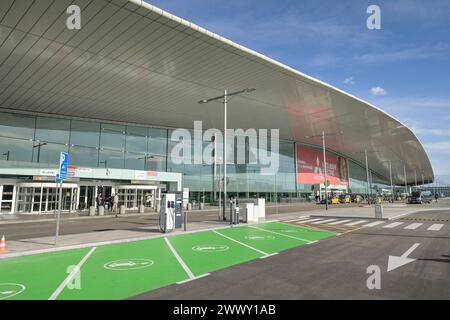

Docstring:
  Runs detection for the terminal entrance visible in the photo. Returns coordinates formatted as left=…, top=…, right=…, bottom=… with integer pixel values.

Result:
left=15, top=183, right=79, bottom=214
left=116, top=185, right=159, bottom=210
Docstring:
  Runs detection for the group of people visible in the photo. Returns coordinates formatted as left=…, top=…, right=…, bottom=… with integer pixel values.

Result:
left=96, top=192, right=119, bottom=214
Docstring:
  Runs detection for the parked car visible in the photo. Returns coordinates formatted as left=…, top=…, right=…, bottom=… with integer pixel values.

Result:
left=339, top=194, right=351, bottom=204
left=408, top=191, right=433, bottom=204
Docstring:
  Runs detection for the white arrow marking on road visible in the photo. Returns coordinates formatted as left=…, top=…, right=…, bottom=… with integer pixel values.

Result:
left=387, top=243, right=420, bottom=272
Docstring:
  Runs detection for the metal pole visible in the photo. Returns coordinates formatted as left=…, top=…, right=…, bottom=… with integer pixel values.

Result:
left=55, top=181, right=62, bottom=245
left=389, top=160, right=393, bottom=203
left=403, top=164, right=408, bottom=195
left=322, top=131, right=328, bottom=210
left=364, top=149, right=371, bottom=204
left=414, top=170, right=417, bottom=188
left=223, top=90, right=227, bottom=221
left=213, top=133, right=217, bottom=203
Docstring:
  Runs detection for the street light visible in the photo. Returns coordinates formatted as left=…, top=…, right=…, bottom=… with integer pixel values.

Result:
left=351, top=150, right=381, bottom=204
left=33, top=141, right=47, bottom=163
left=304, top=130, right=343, bottom=210
left=199, top=88, right=256, bottom=221
left=2, top=151, right=9, bottom=161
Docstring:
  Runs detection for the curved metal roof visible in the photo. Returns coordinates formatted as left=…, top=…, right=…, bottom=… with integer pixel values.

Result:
left=0, top=0, right=434, bottom=184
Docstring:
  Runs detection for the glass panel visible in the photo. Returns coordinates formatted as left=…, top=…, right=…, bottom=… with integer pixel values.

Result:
left=125, top=152, right=146, bottom=170
left=126, top=126, right=147, bottom=153
left=100, top=123, right=125, bottom=151
left=0, top=112, right=35, bottom=139
left=69, top=145, right=99, bottom=168
left=0, top=136, right=34, bottom=162
left=70, top=120, right=100, bottom=148
left=33, top=142, right=68, bottom=165
left=99, top=148, right=124, bottom=169
left=35, top=117, right=70, bottom=144
left=148, top=128, right=167, bottom=156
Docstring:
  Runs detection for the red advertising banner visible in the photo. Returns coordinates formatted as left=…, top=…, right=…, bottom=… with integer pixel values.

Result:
left=296, top=146, right=349, bottom=186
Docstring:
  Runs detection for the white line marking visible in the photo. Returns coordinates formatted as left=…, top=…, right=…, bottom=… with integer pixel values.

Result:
left=213, top=230, right=270, bottom=256
left=363, top=221, right=385, bottom=227
left=164, top=237, right=195, bottom=280
left=259, top=253, right=279, bottom=259
left=284, top=217, right=309, bottom=223
left=404, top=223, right=423, bottom=230
left=345, top=220, right=368, bottom=226
left=383, top=222, right=404, bottom=229
left=312, top=219, right=337, bottom=224
left=49, top=247, right=96, bottom=300
left=297, top=218, right=324, bottom=224
left=176, top=273, right=210, bottom=285
left=427, top=224, right=444, bottom=231
left=249, top=226, right=311, bottom=243
left=328, top=219, right=352, bottom=225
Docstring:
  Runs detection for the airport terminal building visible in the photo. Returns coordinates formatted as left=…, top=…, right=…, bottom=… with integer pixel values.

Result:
left=0, top=0, right=434, bottom=214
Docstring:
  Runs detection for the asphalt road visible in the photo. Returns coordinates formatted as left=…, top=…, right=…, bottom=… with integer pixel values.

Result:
left=132, top=209, right=450, bottom=299
left=0, top=211, right=221, bottom=240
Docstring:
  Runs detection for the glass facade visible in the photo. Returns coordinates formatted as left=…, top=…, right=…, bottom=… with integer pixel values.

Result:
left=0, top=110, right=391, bottom=204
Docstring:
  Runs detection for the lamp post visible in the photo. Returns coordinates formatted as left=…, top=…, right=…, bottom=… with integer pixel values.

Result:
left=2, top=151, right=9, bottom=161
left=33, top=141, right=47, bottom=163
left=351, top=150, right=381, bottom=204
left=199, top=88, right=256, bottom=221
left=305, top=130, right=343, bottom=210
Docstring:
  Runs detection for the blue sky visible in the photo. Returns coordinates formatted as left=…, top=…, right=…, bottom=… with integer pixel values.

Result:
left=146, top=0, right=450, bottom=183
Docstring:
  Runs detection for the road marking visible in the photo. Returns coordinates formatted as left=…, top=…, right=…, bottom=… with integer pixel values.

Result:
left=387, top=243, right=420, bottom=272
left=404, top=223, right=423, bottom=230
left=312, top=219, right=337, bottom=224
left=176, top=273, right=210, bottom=285
left=363, top=221, right=385, bottom=227
left=427, top=224, right=444, bottom=231
left=49, top=247, right=96, bottom=300
left=383, top=222, right=404, bottom=228
left=328, top=219, right=352, bottom=225
left=297, top=218, right=323, bottom=224
left=249, top=226, right=311, bottom=243
left=345, top=220, right=368, bottom=226
left=284, top=217, right=309, bottom=223
left=213, top=230, right=270, bottom=256
left=164, top=237, right=195, bottom=280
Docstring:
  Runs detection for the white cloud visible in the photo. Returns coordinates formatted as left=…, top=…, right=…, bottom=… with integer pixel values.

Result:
left=424, top=141, right=450, bottom=154
left=412, top=128, right=450, bottom=136
left=343, top=77, right=355, bottom=85
left=370, top=86, right=387, bottom=96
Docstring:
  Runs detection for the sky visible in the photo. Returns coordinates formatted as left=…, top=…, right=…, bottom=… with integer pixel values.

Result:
left=145, top=0, right=450, bottom=184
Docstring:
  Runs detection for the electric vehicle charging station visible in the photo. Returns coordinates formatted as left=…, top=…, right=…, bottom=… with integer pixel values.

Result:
left=230, top=198, right=240, bottom=225
left=159, top=192, right=183, bottom=233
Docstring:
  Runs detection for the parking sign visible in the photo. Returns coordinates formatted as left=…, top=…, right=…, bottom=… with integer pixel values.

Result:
left=58, top=152, right=69, bottom=180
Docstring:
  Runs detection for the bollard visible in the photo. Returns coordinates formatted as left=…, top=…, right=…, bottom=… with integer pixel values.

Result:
left=184, top=211, right=187, bottom=232
left=119, top=205, right=126, bottom=215
left=89, top=206, right=96, bottom=216
left=139, top=204, right=145, bottom=214
left=98, top=206, right=104, bottom=216
left=187, top=203, right=192, bottom=211
left=199, top=203, right=205, bottom=210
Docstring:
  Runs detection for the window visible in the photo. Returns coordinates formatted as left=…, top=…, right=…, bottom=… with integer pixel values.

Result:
left=70, top=120, right=100, bottom=148
left=35, top=117, right=70, bottom=144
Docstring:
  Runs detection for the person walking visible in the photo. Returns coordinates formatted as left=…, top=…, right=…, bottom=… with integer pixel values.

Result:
left=112, top=193, right=119, bottom=217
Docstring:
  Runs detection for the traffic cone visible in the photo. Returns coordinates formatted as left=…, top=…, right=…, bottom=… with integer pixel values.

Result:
left=0, top=235, right=8, bottom=253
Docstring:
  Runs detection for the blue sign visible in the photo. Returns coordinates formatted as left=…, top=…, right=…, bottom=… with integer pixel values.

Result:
left=58, top=152, right=69, bottom=180
left=55, top=173, right=62, bottom=184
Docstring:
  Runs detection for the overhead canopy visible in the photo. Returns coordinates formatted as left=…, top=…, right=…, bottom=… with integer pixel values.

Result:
left=0, top=0, right=434, bottom=184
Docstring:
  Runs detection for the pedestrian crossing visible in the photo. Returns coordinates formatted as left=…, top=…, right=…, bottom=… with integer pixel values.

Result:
left=287, top=217, right=447, bottom=232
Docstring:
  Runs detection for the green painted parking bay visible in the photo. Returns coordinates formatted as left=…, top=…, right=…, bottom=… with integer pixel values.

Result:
left=168, top=230, right=263, bottom=276
left=0, top=248, right=91, bottom=300
left=0, top=222, right=337, bottom=300
left=58, top=238, right=188, bottom=300
left=256, top=222, right=336, bottom=242
left=216, top=225, right=309, bottom=254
